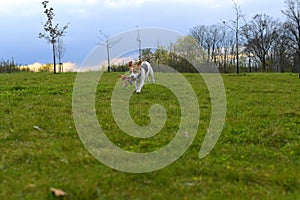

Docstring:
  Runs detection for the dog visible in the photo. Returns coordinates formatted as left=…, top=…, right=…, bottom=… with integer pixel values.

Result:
left=129, top=60, right=155, bottom=93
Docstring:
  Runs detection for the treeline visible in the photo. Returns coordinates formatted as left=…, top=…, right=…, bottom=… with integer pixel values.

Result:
left=0, top=58, right=30, bottom=73
left=189, top=14, right=298, bottom=73
left=188, top=0, right=300, bottom=74
left=110, top=47, right=198, bottom=73
left=112, top=0, right=300, bottom=75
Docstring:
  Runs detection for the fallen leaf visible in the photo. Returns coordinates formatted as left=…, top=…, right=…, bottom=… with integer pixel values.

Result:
left=33, top=126, right=42, bottom=131
left=183, top=132, right=188, bottom=138
left=50, top=187, right=66, bottom=197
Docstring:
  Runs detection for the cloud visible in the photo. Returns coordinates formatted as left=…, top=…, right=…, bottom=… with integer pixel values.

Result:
left=0, top=0, right=98, bottom=15
left=104, top=0, right=147, bottom=7
left=0, top=0, right=39, bottom=14
left=23, top=62, right=43, bottom=72
left=22, top=62, right=78, bottom=72
left=104, top=0, right=229, bottom=8
left=63, top=62, right=78, bottom=72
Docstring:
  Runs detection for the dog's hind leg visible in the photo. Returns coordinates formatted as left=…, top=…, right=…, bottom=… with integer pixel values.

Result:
left=145, top=75, right=150, bottom=83
left=149, top=72, right=155, bottom=83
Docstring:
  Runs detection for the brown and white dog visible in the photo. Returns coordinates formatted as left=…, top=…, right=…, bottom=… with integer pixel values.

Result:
left=129, top=60, right=155, bottom=93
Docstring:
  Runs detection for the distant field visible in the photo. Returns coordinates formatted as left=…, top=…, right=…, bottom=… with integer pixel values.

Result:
left=0, top=72, right=299, bottom=199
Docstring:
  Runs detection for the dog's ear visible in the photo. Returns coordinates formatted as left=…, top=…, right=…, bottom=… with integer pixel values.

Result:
left=128, top=61, right=133, bottom=68
left=137, top=60, right=142, bottom=66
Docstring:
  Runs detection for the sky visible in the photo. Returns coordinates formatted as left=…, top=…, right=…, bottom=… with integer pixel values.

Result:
left=0, top=0, right=286, bottom=70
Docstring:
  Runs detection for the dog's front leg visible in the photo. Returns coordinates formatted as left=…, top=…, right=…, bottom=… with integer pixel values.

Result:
left=136, top=79, right=144, bottom=94
left=135, top=80, right=140, bottom=93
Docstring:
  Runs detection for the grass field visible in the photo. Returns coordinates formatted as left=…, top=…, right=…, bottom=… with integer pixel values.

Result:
left=0, top=72, right=299, bottom=199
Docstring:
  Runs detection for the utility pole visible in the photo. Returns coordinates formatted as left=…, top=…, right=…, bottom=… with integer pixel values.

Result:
left=137, top=26, right=142, bottom=60
left=106, top=40, right=111, bottom=72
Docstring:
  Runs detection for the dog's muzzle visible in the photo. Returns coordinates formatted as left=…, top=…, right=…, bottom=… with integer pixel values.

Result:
left=130, top=75, right=136, bottom=80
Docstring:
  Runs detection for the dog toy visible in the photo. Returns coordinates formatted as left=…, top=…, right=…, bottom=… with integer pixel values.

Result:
left=118, top=74, right=134, bottom=87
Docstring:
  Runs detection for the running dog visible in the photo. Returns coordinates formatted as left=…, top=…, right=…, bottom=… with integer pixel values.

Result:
left=128, top=60, right=155, bottom=94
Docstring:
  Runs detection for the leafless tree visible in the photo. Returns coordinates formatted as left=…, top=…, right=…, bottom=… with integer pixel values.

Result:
left=190, top=25, right=212, bottom=62
left=56, top=37, right=65, bottom=72
left=190, top=24, right=237, bottom=72
left=98, top=30, right=122, bottom=72
left=241, top=14, right=279, bottom=72
left=270, top=22, right=293, bottom=72
left=222, top=0, right=245, bottom=74
left=282, top=0, right=300, bottom=78
left=190, top=25, right=223, bottom=63
left=218, top=28, right=236, bottom=72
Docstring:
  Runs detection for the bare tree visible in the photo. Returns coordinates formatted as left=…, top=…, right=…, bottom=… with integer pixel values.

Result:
left=39, top=1, right=69, bottom=74
left=190, top=25, right=210, bottom=61
left=271, top=22, right=293, bottom=72
left=218, top=28, right=236, bottom=72
left=56, top=37, right=65, bottom=72
left=190, top=24, right=236, bottom=72
left=222, top=0, right=245, bottom=74
left=98, top=30, right=122, bottom=72
left=209, top=25, right=224, bottom=64
left=241, top=14, right=279, bottom=72
left=190, top=25, right=222, bottom=63
left=282, top=0, right=300, bottom=78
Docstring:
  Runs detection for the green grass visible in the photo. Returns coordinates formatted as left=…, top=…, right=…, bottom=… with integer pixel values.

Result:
left=0, top=72, right=299, bottom=199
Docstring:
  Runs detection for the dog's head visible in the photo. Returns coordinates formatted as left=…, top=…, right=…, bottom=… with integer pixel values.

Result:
left=129, top=60, right=142, bottom=80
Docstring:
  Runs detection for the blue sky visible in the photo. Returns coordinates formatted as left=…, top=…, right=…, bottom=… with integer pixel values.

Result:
left=0, top=0, right=285, bottom=68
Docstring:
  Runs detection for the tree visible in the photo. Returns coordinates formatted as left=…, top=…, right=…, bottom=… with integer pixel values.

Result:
left=190, top=25, right=214, bottom=62
left=38, top=63, right=53, bottom=72
left=271, top=22, right=293, bottom=72
left=190, top=24, right=236, bottom=72
left=141, top=48, right=153, bottom=62
left=98, top=30, right=122, bottom=72
left=218, top=28, right=236, bottom=72
left=282, top=0, right=300, bottom=78
left=39, top=1, right=69, bottom=74
left=171, top=36, right=205, bottom=72
left=153, top=45, right=169, bottom=72
left=0, top=58, right=21, bottom=73
left=173, top=36, right=205, bottom=63
left=222, top=0, right=245, bottom=74
left=241, top=14, right=279, bottom=72
left=56, top=37, right=65, bottom=72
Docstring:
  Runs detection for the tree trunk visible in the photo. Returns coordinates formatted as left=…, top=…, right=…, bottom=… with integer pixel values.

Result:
left=236, top=31, right=239, bottom=74
left=298, top=52, right=300, bottom=78
left=249, top=55, right=251, bottom=73
left=52, top=41, right=57, bottom=74
left=262, top=55, right=266, bottom=72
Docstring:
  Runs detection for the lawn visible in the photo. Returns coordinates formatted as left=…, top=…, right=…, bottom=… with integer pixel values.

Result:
left=0, top=72, right=299, bottom=199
